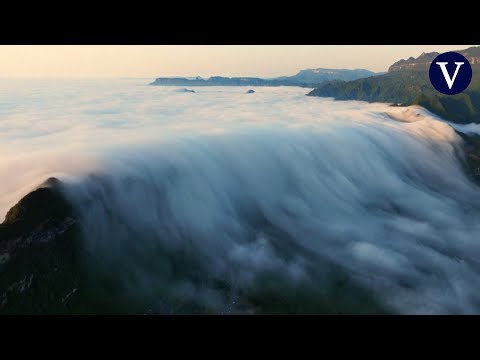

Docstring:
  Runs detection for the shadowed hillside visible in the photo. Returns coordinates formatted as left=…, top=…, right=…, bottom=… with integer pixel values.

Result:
left=308, top=46, right=480, bottom=124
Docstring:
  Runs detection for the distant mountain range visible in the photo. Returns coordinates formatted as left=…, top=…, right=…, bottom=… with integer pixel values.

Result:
left=277, top=68, right=381, bottom=83
left=150, top=68, right=380, bottom=88
left=308, top=46, right=480, bottom=124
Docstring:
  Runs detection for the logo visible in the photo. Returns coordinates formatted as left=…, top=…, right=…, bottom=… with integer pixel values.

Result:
left=429, top=52, right=472, bottom=95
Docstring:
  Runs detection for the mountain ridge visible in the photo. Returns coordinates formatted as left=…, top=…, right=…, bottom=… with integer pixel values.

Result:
left=389, top=47, right=480, bottom=72
left=308, top=46, right=480, bottom=124
left=150, top=68, right=379, bottom=88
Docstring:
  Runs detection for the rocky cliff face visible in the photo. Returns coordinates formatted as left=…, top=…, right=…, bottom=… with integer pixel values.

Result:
left=388, top=47, right=480, bottom=72
left=0, top=177, right=141, bottom=314
left=0, top=178, right=83, bottom=314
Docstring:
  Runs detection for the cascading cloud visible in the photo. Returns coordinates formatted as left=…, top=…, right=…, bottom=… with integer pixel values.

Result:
left=2, top=80, right=480, bottom=314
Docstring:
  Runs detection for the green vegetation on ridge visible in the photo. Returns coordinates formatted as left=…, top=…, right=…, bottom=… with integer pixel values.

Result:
left=308, top=47, right=480, bottom=124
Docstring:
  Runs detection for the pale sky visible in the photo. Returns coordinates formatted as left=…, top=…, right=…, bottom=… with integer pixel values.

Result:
left=0, top=45, right=475, bottom=78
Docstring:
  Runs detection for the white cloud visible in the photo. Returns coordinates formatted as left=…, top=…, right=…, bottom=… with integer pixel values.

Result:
left=2, top=80, right=480, bottom=314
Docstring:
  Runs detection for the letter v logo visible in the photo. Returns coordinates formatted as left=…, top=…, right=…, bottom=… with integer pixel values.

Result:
left=429, top=52, right=472, bottom=95
left=436, top=62, right=464, bottom=89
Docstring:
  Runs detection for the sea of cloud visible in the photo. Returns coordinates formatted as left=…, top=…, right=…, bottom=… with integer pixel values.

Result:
left=1, top=79, right=480, bottom=313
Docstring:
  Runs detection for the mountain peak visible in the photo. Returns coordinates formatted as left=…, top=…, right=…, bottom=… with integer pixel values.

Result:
left=389, top=46, right=480, bottom=72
